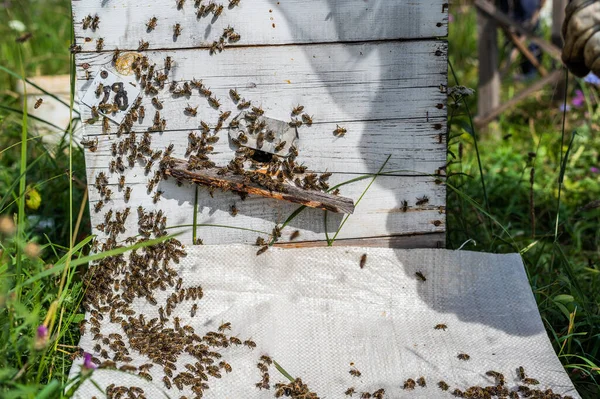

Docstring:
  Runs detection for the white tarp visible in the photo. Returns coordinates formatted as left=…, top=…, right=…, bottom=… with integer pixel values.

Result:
left=71, top=246, right=580, bottom=398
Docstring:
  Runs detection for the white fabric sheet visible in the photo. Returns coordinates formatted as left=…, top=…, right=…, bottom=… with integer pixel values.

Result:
left=71, top=246, right=580, bottom=398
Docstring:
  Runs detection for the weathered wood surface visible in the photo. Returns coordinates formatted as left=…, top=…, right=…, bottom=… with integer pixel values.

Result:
left=165, top=158, right=356, bottom=214
left=76, top=1, right=448, bottom=248
left=72, top=0, right=448, bottom=52
left=88, top=173, right=446, bottom=245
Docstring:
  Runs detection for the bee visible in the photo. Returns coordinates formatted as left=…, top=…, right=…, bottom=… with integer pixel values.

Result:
left=146, top=16, right=158, bottom=31
left=403, top=379, right=416, bottom=390
left=176, top=0, right=185, bottom=9
left=228, top=33, right=241, bottom=42
left=457, top=353, right=470, bottom=361
left=214, top=4, right=224, bottom=16
left=415, top=271, right=427, bottom=281
left=183, top=104, right=198, bottom=116
left=416, top=377, right=426, bottom=387
left=257, top=245, right=268, bottom=255
left=219, top=110, right=231, bottom=121
left=196, top=5, right=206, bottom=17
left=438, top=381, right=449, bottom=391
left=218, top=322, right=231, bottom=332
left=416, top=195, right=429, bottom=205
left=486, top=371, right=505, bottom=385
left=219, top=361, right=232, bottom=373
left=138, top=106, right=145, bottom=119
left=95, top=83, right=104, bottom=97
left=359, top=253, right=367, bottom=269
left=118, top=175, right=125, bottom=189
left=91, top=15, right=100, bottom=30
left=301, top=113, right=313, bottom=126
left=69, top=44, right=82, bottom=53
left=237, top=99, right=251, bottom=109
left=205, top=2, right=216, bottom=13
left=95, top=38, right=104, bottom=51
left=199, top=120, right=211, bottom=133
left=517, top=366, right=526, bottom=380
left=267, top=141, right=287, bottom=152
left=82, top=15, right=93, bottom=29
left=256, top=237, right=266, bottom=246
left=345, top=388, right=356, bottom=396
left=34, top=98, right=43, bottom=109
left=401, top=200, right=409, bottom=212
left=152, top=190, right=163, bottom=203
left=208, top=96, right=221, bottom=108
left=151, top=97, right=163, bottom=109
left=174, top=23, right=182, bottom=37
left=361, top=394, right=371, bottom=399
left=138, top=40, right=149, bottom=51
left=333, top=124, right=347, bottom=136
left=243, top=339, right=256, bottom=349
left=289, top=118, right=302, bottom=128
left=292, top=105, right=304, bottom=115
left=94, top=200, right=103, bottom=212
left=229, top=0, right=240, bottom=7
left=230, top=205, right=238, bottom=216
left=434, top=323, right=447, bottom=330
left=372, top=389, right=385, bottom=399
left=103, top=116, right=110, bottom=133
left=111, top=49, right=122, bottom=64
left=164, top=56, right=172, bottom=72
left=85, top=70, right=91, bottom=80
left=349, top=368, right=361, bottom=377
left=509, top=392, right=519, bottom=399
left=288, top=230, right=301, bottom=241
left=190, top=303, right=198, bottom=317
left=452, top=389, right=464, bottom=397
left=256, top=132, right=264, bottom=149
left=252, top=106, right=264, bottom=116
left=210, top=40, right=220, bottom=54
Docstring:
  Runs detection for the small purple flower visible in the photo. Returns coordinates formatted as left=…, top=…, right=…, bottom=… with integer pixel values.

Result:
left=34, top=325, right=48, bottom=349
left=558, top=103, right=571, bottom=112
left=83, top=352, right=96, bottom=371
left=590, top=167, right=600, bottom=174
left=448, top=14, right=454, bottom=23
left=584, top=73, right=600, bottom=86
left=572, top=89, right=585, bottom=108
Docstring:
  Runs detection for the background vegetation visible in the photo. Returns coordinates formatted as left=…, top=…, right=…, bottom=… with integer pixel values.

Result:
left=0, top=1, right=598, bottom=398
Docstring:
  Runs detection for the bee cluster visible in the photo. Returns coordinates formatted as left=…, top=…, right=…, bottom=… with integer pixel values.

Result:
left=105, top=384, right=145, bottom=399
left=273, top=379, right=319, bottom=399
left=395, top=367, right=575, bottom=399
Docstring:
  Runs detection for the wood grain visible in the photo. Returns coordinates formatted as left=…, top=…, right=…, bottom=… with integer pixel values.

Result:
left=165, top=158, right=356, bottom=214
left=72, top=0, right=448, bottom=52
left=86, top=171, right=446, bottom=245
left=75, top=40, right=448, bottom=129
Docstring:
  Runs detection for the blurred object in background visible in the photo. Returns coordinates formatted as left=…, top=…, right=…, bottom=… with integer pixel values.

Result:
left=562, top=0, right=600, bottom=78
left=499, top=0, right=544, bottom=79
left=15, top=75, right=81, bottom=149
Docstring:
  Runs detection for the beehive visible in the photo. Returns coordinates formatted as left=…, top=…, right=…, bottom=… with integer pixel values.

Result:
left=73, top=0, right=448, bottom=248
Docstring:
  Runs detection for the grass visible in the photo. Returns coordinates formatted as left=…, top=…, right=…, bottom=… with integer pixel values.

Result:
left=0, top=1, right=599, bottom=398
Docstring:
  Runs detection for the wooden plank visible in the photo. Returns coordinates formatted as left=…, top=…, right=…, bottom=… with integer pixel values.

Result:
left=75, top=41, right=448, bottom=130
left=86, top=170, right=446, bottom=245
left=165, top=158, right=356, bottom=214
left=476, top=3, right=500, bottom=121
left=82, top=120, right=446, bottom=178
left=274, top=233, right=446, bottom=249
left=72, top=0, right=449, bottom=52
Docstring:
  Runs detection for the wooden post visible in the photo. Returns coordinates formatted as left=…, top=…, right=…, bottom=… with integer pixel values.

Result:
left=476, top=3, right=500, bottom=122
left=552, top=0, right=567, bottom=102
